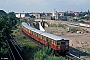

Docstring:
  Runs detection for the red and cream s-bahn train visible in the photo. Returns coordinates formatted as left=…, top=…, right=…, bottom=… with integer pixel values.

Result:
left=21, top=22, right=69, bottom=54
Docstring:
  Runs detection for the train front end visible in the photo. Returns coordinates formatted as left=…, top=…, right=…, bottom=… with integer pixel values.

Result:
left=55, top=39, right=69, bottom=55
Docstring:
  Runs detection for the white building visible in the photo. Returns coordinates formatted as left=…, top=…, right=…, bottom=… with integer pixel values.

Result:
left=15, top=13, right=26, bottom=18
left=52, top=11, right=59, bottom=20
left=21, top=13, right=25, bottom=18
left=15, top=13, right=21, bottom=18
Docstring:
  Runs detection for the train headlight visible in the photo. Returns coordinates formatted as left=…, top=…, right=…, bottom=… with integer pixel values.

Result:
left=66, top=46, right=68, bottom=48
left=58, top=46, right=60, bottom=49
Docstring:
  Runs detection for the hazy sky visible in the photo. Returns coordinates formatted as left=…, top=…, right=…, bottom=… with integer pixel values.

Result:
left=0, top=0, right=90, bottom=13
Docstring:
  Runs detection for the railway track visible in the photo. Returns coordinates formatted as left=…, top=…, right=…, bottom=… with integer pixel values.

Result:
left=65, top=53, right=84, bottom=60
left=6, top=38, right=23, bottom=60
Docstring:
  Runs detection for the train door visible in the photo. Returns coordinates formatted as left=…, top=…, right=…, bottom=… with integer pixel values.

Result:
left=46, top=37, right=49, bottom=43
left=46, top=37, right=49, bottom=46
left=27, top=29, right=29, bottom=35
left=53, top=40, right=57, bottom=50
left=57, top=40, right=61, bottom=46
left=54, top=40, right=56, bottom=46
left=34, top=32, right=36, bottom=39
left=43, top=36, right=46, bottom=44
left=38, top=34, right=42, bottom=42
left=37, top=34, right=40, bottom=41
left=32, top=31, right=34, bottom=38
left=29, top=30, right=31, bottom=36
left=30, top=31, right=33, bottom=37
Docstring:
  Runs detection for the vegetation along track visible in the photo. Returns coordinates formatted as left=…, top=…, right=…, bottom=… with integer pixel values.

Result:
left=6, top=37, right=23, bottom=60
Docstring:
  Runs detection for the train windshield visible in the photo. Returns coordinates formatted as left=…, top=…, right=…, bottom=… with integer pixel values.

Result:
left=57, top=40, right=66, bottom=46
left=61, top=42, right=66, bottom=46
left=57, top=41, right=60, bottom=45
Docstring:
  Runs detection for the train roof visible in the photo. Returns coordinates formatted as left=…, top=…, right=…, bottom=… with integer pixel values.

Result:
left=22, top=22, right=43, bottom=34
left=41, top=32, right=67, bottom=40
left=22, top=22, right=68, bottom=41
left=32, top=28, right=43, bottom=34
left=22, top=22, right=35, bottom=30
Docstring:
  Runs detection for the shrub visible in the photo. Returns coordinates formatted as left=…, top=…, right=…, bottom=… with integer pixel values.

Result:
left=46, top=56, right=68, bottom=60
left=58, top=24, right=67, bottom=29
left=70, top=27, right=80, bottom=33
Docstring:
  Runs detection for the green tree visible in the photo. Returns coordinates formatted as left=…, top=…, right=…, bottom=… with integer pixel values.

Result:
left=0, top=10, right=17, bottom=58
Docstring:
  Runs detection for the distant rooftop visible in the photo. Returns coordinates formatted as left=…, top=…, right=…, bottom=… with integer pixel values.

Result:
left=0, top=10, right=7, bottom=15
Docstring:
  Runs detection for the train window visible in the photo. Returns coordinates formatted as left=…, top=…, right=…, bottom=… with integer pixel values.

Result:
left=27, top=29, right=29, bottom=32
left=39, top=34, right=41, bottom=38
left=61, top=42, right=65, bottom=46
left=29, top=30, right=30, bottom=33
left=52, top=40, right=53, bottom=44
left=25, top=27, right=26, bottom=31
left=31, top=31, right=32, bottom=34
left=27, top=28, right=28, bottom=31
left=25, top=27, right=26, bottom=30
left=38, top=34, right=39, bottom=37
left=37, top=33, right=38, bottom=37
left=49, top=38, right=52, bottom=43
left=35, top=33, right=37, bottom=36
left=34, top=32, right=35, bottom=36
left=42, top=35, right=43, bottom=40
left=33, top=32, right=34, bottom=35
left=39, top=35, right=41, bottom=39
left=26, top=28, right=27, bottom=31
left=66, top=41, right=69, bottom=45
left=45, top=36, right=46, bottom=41
left=36, top=33, right=37, bottom=36
left=54, top=41, right=56, bottom=45
left=37, top=34, right=39, bottom=37
left=44, top=36, right=46, bottom=41
left=41, top=35, right=42, bottom=39
left=42, top=36, right=45, bottom=40
left=35, top=32, right=37, bottom=36
left=32, top=31, right=33, bottom=34
left=48, top=38, right=50, bottom=43
left=32, top=31, right=34, bottom=35
left=38, top=34, right=40, bottom=38
left=34, top=32, right=35, bottom=35
left=46, top=37, right=48, bottom=42
left=57, top=41, right=60, bottom=45
left=41, top=35, right=43, bottom=39
left=24, top=27, right=25, bottom=29
left=28, top=29, right=29, bottom=32
left=30, top=30, right=31, bottom=33
left=48, top=38, right=50, bottom=42
left=34, top=32, right=36, bottom=36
